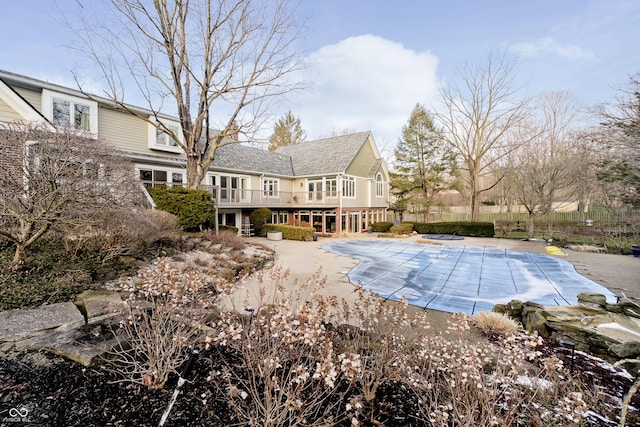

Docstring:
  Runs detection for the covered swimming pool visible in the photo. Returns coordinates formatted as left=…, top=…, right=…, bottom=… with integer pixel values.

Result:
left=323, top=240, right=618, bottom=315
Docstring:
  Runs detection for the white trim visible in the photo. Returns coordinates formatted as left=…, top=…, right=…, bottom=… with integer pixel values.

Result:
left=135, top=164, right=185, bottom=185
left=41, top=89, right=98, bottom=134
left=0, top=80, right=49, bottom=124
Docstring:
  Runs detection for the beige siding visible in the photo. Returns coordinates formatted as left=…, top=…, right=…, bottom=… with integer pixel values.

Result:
left=345, top=136, right=377, bottom=177
left=278, top=177, right=294, bottom=193
left=12, top=87, right=42, bottom=113
left=0, top=98, right=25, bottom=123
left=98, top=107, right=150, bottom=153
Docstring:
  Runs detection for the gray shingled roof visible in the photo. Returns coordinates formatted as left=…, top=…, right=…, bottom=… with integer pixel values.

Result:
left=275, top=131, right=371, bottom=176
left=211, top=143, right=294, bottom=176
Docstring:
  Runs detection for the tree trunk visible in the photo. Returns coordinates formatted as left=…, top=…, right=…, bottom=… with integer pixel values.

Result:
left=469, top=168, right=481, bottom=222
left=186, top=156, right=206, bottom=189
left=526, top=213, right=535, bottom=239
left=12, top=243, right=25, bottom=268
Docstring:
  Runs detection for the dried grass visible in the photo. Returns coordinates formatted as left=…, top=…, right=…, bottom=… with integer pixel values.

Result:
left=472, top=311, right=521, bottom=335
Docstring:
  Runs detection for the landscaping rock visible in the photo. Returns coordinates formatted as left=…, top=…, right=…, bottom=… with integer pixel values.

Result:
left=577, top=292, right=607, bottom=307
left=74, top=290, right=127, bottom=324
left=505, top=300, right=524, bottom=318
left=501, top=295, right=640, bottom=360
left=0, top=302, right=85, bottom=342
left=16, top=322, right=122, bottom=366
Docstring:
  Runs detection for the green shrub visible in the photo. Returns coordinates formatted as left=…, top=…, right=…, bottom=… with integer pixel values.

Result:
left=218, top=224, right=239, bottom=234
left=370, top=221, right=393, bottom=232
left=148, top=186, right=215, bottom=231
left=390, top=222, right=413, bottom=235
left=409, top=221, right=495, bottom=237
left=263, top=224, right=315, bottom=241
left=250, top=208, right=273, bottom=236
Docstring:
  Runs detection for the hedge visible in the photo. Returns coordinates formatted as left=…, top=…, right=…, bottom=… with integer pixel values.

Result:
left=390, top=222, right=414, bottom=235
left=370, top=221, right=393, bottom=232
left=148, top=186, right=215, bottom=231
left=263, top=224, right=315, bottom=241
left=218, top=224, right=239, bottom=234
left=408, top=221, right=495, bottom=237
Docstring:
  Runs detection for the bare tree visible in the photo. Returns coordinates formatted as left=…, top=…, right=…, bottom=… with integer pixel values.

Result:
left=503, top=92, right=584, bottom=237
left=72, top=0, right=304, bottom=188
left=435, top=52, right=532, bottom=221
left=268, top=110, right=306, bottom=151
left=0, top=122, right=138, bottom=266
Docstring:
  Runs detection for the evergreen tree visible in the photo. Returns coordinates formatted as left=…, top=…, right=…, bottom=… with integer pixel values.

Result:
left=595, top=73, right=640, bottom=207
left=391, top=103, right=459, bottom=221
left=268, top=111, right=306, bottom=151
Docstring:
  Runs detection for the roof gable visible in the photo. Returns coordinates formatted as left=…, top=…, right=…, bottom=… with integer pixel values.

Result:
left=0, top=77, right=48, bottom=123
left=275, top=131, right=371, bottom=176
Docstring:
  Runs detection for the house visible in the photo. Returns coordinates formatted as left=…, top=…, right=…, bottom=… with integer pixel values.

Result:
left=0, top=69, right=390, bottom=234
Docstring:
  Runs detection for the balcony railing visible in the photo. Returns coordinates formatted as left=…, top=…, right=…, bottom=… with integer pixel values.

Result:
left=140, top=181, right=341, bottom=208
left=208, top=186, right=341, bottom=208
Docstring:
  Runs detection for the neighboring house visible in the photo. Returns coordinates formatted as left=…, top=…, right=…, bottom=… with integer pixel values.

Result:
left=0, top=69, right=390, bottom=234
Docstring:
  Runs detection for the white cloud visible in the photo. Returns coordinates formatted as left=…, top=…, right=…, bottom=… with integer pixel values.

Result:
left=284, top=34, right=439, bottom=154
left=511, top=36, right=594, bottom=60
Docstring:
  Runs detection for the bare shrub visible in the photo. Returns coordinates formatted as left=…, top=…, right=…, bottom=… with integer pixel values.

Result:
left=109, top=299, right=204, bottom=389
left=472, top=311, right=521, bottom=335
left=108, top=253, right=232, bottom=389
left=60, top=208, right=181, bottom=264
left=331, top=288, right=427, bottom=411
left=143, top=209, right=180, bottom=232
left=494, top=220, right=515, bottom=238
left=201, top=229, right=246, bottom=250
left=207, top=267, right=349, bottom=426
left=402, top=316, right=594, bottom=426
left=0, top=122, right=139, bottom=266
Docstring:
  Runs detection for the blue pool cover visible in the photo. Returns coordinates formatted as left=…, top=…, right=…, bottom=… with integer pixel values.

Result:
left=323, top=240, right=618, bottom=315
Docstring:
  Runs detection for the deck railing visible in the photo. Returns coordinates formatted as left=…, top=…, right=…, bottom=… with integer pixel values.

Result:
left=140, top=181, right=342, bottom=208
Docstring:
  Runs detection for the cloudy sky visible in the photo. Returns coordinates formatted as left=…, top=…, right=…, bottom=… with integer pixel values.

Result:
left=1, top=0, right=639, bottom=155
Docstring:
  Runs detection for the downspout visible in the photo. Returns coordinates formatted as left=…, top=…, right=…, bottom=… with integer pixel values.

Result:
left=337, top=174, right=343, bottom=235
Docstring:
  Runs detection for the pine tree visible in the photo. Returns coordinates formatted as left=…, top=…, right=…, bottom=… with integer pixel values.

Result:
left=595, top=73, right=640, bottom=207
left=268, top=111, right=306, bottom=151
left=391, top=103, right=459, bottom=221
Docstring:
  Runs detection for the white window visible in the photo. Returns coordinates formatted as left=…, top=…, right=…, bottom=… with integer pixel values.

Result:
left=326, top=178, right=338, bottom=197
left=138, top=168, right=184, bottom=188
left=139, top=169, right=167, bottom=187
left=342, top=176, right=355, bottom=198
left=172, top=172, right=183, bottom=185
left=42, top=89, right=98, bottom=134
left=376, top=173, right=384, bottom=197
left=308, top=180, right=323, bottom=201
left=148, top=119, right=182, bottom=153
left=156, top=125, right=180, bottom=147
left=263, top=178, right=279, bottom=198
left=211, top=174, right=250, bottom=202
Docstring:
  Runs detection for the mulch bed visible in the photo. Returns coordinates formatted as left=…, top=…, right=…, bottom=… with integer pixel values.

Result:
left=1, top=340, right=639, bottom=426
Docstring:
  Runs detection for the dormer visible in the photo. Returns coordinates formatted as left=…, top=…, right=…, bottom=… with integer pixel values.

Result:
left=148, top=117, right=183, bottom=154
left=41, top=89, right=98, bottom=135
